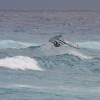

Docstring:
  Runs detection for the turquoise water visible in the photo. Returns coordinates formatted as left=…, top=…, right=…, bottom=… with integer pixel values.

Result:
left=0, top=10, right=100, bottom=100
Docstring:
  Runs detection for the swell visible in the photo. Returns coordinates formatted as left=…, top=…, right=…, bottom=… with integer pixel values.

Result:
left=0, top=53, right=99, bottom=76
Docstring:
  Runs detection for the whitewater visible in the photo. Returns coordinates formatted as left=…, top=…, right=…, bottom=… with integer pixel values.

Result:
left=0, top=10, right=100, bottom=100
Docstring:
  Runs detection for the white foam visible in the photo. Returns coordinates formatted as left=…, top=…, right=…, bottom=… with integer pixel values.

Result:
left=0, top=40, right=40, bottom=49
left=0, top=56, right=43, bottom=71
left=78, top=41, right=100, bottom=50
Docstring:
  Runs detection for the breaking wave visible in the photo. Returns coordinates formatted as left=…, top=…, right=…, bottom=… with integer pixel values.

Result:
left=0, top=56, right=43, bottom=71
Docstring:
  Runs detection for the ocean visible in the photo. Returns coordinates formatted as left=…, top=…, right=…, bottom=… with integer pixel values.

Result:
left=0, top=10, right=100, bottom=100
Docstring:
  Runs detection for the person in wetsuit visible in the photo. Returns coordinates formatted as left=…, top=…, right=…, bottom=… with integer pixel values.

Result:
left=53, top=40, right=61, bottom=47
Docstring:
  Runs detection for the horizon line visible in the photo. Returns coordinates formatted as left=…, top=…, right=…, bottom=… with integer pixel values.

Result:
left=0, top=9, right=100, bottom=12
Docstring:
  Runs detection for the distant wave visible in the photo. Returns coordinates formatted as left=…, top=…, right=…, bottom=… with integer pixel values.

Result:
left=0, top=40, right=40, bottom=49
left=0, top=56, right=43, bottom=71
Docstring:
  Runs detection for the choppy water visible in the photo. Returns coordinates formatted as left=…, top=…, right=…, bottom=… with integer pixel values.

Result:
left=0, top=10, right=100, bottom=100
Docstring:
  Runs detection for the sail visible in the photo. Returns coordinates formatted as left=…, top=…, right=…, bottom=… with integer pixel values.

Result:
left=49, top=35, right=79, bottom=49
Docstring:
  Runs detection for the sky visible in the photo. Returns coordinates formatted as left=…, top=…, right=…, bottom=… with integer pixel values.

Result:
left=0, top=0, right=100, bottom=10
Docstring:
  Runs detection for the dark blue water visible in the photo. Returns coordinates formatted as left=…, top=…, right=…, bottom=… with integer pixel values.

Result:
left=0, top=10, right=100, bottom=100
